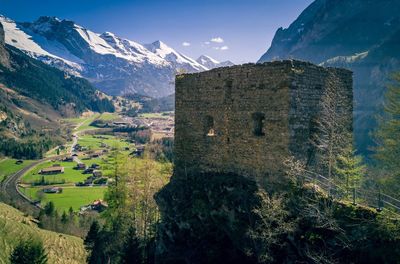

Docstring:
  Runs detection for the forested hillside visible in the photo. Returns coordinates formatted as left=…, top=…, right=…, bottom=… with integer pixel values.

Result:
left=0, top=46, right=115, bottom=115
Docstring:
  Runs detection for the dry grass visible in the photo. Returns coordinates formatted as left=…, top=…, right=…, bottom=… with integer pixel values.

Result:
left=0, top=202, right=86, bottom=264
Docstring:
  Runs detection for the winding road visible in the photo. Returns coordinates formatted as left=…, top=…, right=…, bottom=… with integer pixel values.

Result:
left=0, top=119, right=86, bottom=215
left=1, top=157, right=53, bottom=215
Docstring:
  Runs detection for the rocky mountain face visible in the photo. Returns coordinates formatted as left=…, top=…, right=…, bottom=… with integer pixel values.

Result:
left=0, top=15, right=225, bottom=98
left=196, top=55, right=234, bottom=69
left=258, top=0, right=400, bottom=156
left=0, top=22, right=10, bottom=68
left=0, top=22, right=4, bottom=44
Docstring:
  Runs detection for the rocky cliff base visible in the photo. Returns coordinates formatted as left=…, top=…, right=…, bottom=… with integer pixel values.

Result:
left=156, top=172, right=400, bottom=264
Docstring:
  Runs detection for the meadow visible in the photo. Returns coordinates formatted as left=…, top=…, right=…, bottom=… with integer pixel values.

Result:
left=20, top=186, right=107, bottom=212
left=0, top=158, right=34, bottom=182
left=77, top=134, right=131, bottom=151
left=0, top=202, right=86, bottom=263
left=64, top=112, right=120, bottom=132
left=20, top=161, right=87, bottom=185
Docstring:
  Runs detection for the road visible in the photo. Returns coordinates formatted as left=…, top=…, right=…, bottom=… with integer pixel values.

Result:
left=1, top=157, right=55, bottom=215
left=70, top=119, right=88, bottom=164
left=1, top=120, right=85, bottom=215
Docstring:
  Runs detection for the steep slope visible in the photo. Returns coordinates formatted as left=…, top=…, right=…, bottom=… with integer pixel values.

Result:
left=258, top=0, right=400, bottom=156
left=196, top=55, right=234, bottom=69
left=0, top=45, right=115, bottom=115
left=0, top=23, right=115, bottom=158
left=0, top=202, right=86, bottom=264
left=0, top=15, right=216, bottom=97
left=145, top=40, right=208, bottom=72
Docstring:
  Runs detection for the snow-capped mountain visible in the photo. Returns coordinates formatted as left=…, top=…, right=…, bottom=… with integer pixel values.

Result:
left=196, top=55, right=234, bottom=69
left=0, top=15, right=222, bottom=97
left=145, top=40, right=208, bottom=72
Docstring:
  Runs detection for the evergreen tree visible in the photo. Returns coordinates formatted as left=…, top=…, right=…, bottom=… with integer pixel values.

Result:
left=43, top=201, right=55, bottom=216
left=374, top=73, right=400, bottom=190
left=335, top=145, right=365, bottom=199
left=84, top=220, right=100, bottom=253
left=10, top=239, right=47, bottom=264
left=61, top=211, right=68, bottom=224
left=85, top=220, right=106, bottom=264
left=121, top=226, right=142, bottom=264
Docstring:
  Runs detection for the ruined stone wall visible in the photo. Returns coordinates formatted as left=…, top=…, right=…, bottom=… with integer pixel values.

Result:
left=288, top=64, right=353, bottom=167
left=174, top=60, right=353, bottom=184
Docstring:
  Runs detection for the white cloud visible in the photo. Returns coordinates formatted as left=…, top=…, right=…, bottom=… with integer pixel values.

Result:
left=182, top=41, right=191, bottom=47
left=213, top=46, right=229, bottom=51
left=204, top=41, right=210, bottom=45
left=210, top=37, right=224, bottom=43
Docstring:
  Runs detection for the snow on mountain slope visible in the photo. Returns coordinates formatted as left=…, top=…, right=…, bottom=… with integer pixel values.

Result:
left=0, top=15, right=83, bottom=75
left=0, top=15, right=51, bottom=57
left=74, top=25, right=117, bottom=56
left=196, top=55, right=234, bottom=69
left=0, top=15, right=234, bottom=97
left=100, top=32, right=167, bottom=66
left=145, top=40, right=208, bottom=72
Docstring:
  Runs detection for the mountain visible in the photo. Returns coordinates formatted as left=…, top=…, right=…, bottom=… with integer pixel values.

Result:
left=0, top=15, right=217, bottom=98
left=196, top=55, right=234, bottom=69
left=145, top=40, right=207, bottom=72
left=258, top=0, right=400, bottom=156
left=0, top=20, right=115, bottom=157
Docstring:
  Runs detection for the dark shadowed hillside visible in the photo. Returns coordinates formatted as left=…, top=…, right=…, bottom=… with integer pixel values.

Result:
left=258, top=0, right=400, bottom=156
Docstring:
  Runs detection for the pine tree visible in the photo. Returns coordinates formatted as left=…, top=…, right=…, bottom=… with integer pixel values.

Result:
left=10, top=239, right=47, bottom=264
left=43, top=201, right=55, bottom=216
left=374, top=73, right=400, bottom=189
left=121, top=226, right=142, bottom=264
left=335, top=145, right=365, bottom=199
left=84, top=220, right=100, bottom=253
left=61, top=211, right=68, bottom=224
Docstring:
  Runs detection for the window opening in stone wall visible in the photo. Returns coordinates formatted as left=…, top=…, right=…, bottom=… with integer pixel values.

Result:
left=205, top=115, right=215, bottom=136
left=224, top=79, right=233, bottom=102
left=252, top=112, right=265, bottom=136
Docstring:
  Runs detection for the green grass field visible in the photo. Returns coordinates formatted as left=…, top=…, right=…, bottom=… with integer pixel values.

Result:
left=0, top=159, right=34, bottom=183
left=64, top=112, right=120, bottom=132
left=97, top=112, right=119, bottom=121
left=0, top=202, right=86, bottom=263
left=77, top=134, right=131, bottom=151
left=139, top=112, right=172, bottom=119
left=21, top=161, right=87, bottom=185
left=20, top=187, right=107, bottom=212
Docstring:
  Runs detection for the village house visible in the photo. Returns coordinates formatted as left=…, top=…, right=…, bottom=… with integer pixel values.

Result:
left=62, top=156, right=74, bottom=162
left=93, top=170, right=102, bottom=178
left=43, top=187, right=63, bottom=193
left=83, top=168, right=94, bottom=174
left=39, top=166, right=64, bottom=175
left=90, top=163, right=101, bottom=169
left=74, top=163, right=86, bottom=170
left=91, top=199, right=108, bottom=211
left=131, top=145, right=145, bottom=157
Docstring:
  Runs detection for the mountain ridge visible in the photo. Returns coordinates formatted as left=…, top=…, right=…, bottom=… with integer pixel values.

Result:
left=0, top=15, right=232, bottom=97
left=196, top=55, right=234, bottom=69
left=258, top=0, right=400, bottom=156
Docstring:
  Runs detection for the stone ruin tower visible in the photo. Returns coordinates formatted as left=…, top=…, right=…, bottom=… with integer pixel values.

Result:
left=174, top=60, right=353, bottom=185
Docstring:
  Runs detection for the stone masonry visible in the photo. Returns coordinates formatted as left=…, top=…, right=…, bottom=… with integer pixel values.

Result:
left=174, top=60, right=353, bottom=185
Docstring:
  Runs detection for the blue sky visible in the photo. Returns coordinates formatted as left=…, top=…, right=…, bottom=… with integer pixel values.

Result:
left=0, top=0, right=313, bottom=63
